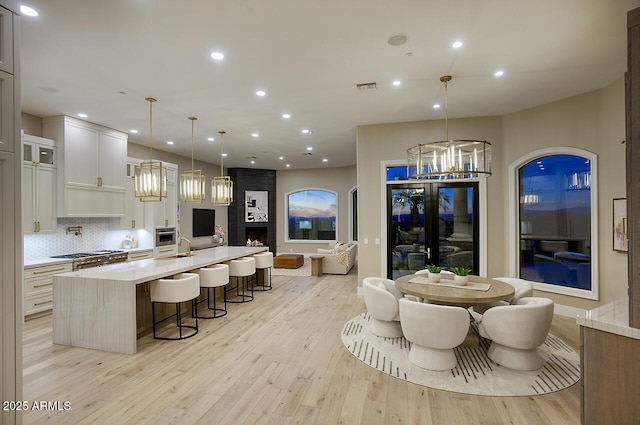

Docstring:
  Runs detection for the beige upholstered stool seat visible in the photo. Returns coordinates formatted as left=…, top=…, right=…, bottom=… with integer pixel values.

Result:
left=195, top=264, right=229, bottom=319
left=253, top=252, right=273, bottom=291
left=228, top=257, right=256, bottom=303
left=150, top=272, right=200, bottom=340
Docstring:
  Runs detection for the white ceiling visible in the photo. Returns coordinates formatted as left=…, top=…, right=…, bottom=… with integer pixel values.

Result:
left=20, top=0, right=640, bottom=170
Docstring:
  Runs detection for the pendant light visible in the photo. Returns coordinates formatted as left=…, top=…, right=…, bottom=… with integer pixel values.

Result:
left=179, top=116, right=206, bottom=203
left=211, top=130, right=233, bottom=205
left=134, top=97, right=167, bottom=201
left=407, top=76, right=492, bottom=180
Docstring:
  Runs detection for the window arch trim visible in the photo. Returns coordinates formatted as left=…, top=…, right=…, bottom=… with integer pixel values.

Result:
left=508, top=147, right=599, bottom=300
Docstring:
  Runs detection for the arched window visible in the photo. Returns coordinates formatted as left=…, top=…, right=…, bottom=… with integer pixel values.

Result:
left=285, top=189, right=337, bottom=242
left=509, top=148, right=598, bottom=300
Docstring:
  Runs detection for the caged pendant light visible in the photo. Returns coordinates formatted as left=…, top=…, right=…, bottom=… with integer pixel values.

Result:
left=179, top=116, right=206, bottom=203
left=211, top=130, right=233, bottom=205
left=407, top=75, right=491, bottom=180
left=134, top=97, right=167, bottom=201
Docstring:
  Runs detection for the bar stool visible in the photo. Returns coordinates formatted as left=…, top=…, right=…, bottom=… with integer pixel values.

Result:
left=194, top=264, right=229, bottom=319
left=228, top=257, right=255, bottom=303
left=253, top=252, right=273, bottom=291
left=150, top=273, right=200, bottom=340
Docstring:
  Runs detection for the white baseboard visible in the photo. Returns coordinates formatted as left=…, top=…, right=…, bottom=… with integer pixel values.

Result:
left=553, top=304, right=586, bottom=319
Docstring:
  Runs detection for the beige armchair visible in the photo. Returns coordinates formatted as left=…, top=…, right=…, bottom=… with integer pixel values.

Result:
left=362, top=277, right=404, bottom=338
left=478, top=297, right=554, bottom=370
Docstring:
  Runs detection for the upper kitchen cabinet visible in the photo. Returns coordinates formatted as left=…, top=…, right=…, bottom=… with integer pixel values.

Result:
left=145, top=161, right=178, bottom=229
left=0, top=5, right=14, bottom=74
left=0, top=6, right=14, bottom=153
left=43, top=116, right=127, bottom=217
left=22, top=134, right=56, bottom=233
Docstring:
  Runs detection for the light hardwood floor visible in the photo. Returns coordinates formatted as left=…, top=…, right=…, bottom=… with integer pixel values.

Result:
left=22, top=270, right=581, bottom=425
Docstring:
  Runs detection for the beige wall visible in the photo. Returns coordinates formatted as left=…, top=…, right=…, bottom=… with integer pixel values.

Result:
left=356, top=78, right=627, bottom=311
left=127, top=142, right=228, bottom=248
left=276, top=165, right=357, bottom=254
left=21, top=112, right=43, bottom=137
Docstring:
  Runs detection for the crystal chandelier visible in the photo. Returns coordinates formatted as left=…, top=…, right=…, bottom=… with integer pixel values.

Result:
left=211, top=131, right=233, bottom=205
left=407, top=76, right=491, bottom=180
left=180, top=116, right=206, bottom=203
left=134, top=97, right=167, bottom=201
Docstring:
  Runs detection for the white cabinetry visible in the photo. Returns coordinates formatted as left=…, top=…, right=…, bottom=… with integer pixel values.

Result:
left=154, top=245, right=178, bottom=258
left=43, top=116, right=127, bottom=217
left=22, top=134, right=56, bottom=233
left=146, top=161, right=178, bottom=228
left=119, top=159, right=145, bottom=229
left=23, top=262, right=72, bottom=318
left=128, top=249, right=153, bottom=261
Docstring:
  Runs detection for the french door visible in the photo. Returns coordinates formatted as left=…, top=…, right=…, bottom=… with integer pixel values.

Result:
left=387, top=182, right=479, bottom=279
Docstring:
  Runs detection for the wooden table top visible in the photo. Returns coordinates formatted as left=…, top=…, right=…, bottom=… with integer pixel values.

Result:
left=395, top=274, right=515, bottom=307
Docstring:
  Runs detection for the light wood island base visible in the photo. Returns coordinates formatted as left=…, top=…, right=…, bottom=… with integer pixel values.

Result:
left=53, top=246, right=266, bottom=354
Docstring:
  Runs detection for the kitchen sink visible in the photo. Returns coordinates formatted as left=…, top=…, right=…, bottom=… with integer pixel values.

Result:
left=154, top=253, right=195, bottom=260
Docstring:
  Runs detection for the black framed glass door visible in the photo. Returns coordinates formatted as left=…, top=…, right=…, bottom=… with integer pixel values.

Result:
left=387, top=182, right=479, bottom=279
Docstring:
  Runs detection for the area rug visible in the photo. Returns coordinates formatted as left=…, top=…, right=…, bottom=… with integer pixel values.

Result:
left=271, top=258, right=311, bottom=277
left=341, top=313, right=580, bottom=396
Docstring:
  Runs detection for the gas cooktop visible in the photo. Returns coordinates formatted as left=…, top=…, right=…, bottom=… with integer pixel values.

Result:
left=51, top=250, right=128, bottom=270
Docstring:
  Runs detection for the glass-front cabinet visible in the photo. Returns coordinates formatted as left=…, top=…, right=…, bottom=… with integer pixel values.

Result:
left=22, top=134, right=57, bottom=234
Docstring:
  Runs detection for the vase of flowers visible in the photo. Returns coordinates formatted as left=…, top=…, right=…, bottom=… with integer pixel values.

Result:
left=215, top=225, right=224, bottom=244
left=451, top=266, right=472, bottom=286
left=425, top=264, right=443, bottom=283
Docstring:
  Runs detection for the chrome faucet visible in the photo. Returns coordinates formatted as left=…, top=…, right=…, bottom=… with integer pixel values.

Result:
left=179, top=237, right=192, bottom=256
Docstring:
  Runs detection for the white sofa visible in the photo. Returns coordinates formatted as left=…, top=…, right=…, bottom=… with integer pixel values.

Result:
left=317, top=241, right=357, bottom=274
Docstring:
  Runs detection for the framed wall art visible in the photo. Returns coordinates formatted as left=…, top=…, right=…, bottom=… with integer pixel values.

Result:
left=245, top=190, right=268, bottom=222
left=613, top=198, right=628, bottom=252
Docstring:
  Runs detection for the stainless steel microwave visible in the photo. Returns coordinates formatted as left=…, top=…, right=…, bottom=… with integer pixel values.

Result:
left=155, top=227, right=177, bottom=247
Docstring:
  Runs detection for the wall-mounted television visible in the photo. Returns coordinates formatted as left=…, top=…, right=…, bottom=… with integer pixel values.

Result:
left=193, top=208, right=215, bottom=237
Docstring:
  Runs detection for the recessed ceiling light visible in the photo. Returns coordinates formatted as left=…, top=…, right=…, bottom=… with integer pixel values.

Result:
left=387, top=34, right=408, bottom=46
left=301, top=129, right=313, bottom=134
left=279, top=156, right=284, bottom=160
left=392, top=80, right=402, bottom=87
left=251, top=133, right=259, bottom=138
left=130, top=129, right=138, bottom=134
left=494, top=70, right=505, bottom=77
left=250, top=160, right=256, bottom=164
left=286, top=164, right=290, bottom=168
left=256, top=90, right=266, bottom=96
left=208, top=137, right=214, bottom=141
left=20, top=5, right=38, bottom=16
left=433, top=104, right=441, bottom=109
left=210, top=51, right=224, bottom=60
left=452, top=41, right=463, bottom=49
left=77, top=113, right=88, bottom=118
left=282, top=113, right=291, bottom=119
left=222, top=153, right=227, bottom=157
left=306, top=147, right=313, bottom=151
left=167, top=141, right=174, bottom=145
left=322, top=158, right=328, bottom=162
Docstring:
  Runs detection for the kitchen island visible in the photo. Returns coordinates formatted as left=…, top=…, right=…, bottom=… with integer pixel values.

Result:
left=53, top=246, right=267, bottom=354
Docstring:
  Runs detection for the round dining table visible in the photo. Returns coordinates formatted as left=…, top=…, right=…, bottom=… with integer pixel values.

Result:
left=395, top=274, right=515, bottom=308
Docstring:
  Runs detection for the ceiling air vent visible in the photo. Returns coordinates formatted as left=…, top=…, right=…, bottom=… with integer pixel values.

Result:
left=301, top=152, right=313, bottom=156
left=356, top=82, right=377, bottom=91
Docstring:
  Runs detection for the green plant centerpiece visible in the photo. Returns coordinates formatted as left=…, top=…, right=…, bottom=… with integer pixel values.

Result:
left=451, top=266, right=472, bottom=286
left=425, top=264, right=443, bottom=282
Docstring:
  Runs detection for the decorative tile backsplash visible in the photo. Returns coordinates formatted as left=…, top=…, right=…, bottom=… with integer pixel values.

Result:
left=24, top=218, right=153, bottom=261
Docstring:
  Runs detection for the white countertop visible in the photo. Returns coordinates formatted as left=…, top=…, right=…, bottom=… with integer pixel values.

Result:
left=55, top=246, right=267, bottom=285
left=576, top=297, right=640, bottom=340
left=24, top=257, right=74, bottom=268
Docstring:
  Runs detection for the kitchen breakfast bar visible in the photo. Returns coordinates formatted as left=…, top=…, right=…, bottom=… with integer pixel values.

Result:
left=53, top=246, right=267, bottom=354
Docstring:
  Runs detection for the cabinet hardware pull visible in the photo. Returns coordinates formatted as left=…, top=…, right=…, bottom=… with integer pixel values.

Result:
left=33, top=267, right=66, bottom=274
left=165, top=219, right=168, bottom=227
left=34, top=301, right=52, bottom=306
left=37, top=221, right=40, bottom=232
left=33, top=283, right=52, bottom=288
left=34, top=222, right=38, bottom=232
left=132, top=220, right=135, bottom=228
left=427, top=247, right=431, bottom=260
left=97, top=177, right=103, bottom=187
